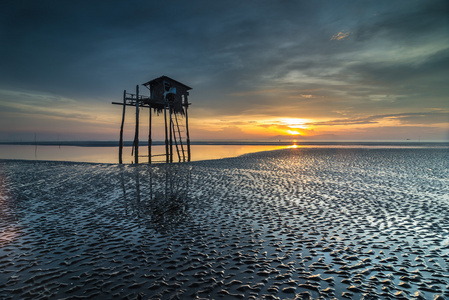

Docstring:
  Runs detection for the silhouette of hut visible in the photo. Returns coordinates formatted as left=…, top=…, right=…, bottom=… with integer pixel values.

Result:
left=112, top=76, right=191, bottom=164
left=143, top=76, right=191, bottom=114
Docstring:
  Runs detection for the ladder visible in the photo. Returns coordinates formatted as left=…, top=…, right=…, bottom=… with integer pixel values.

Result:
left=168, top=102, right=188, bottom=162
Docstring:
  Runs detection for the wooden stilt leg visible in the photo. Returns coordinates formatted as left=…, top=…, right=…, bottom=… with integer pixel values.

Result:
left=119, top=90, right=126, bottom=164
left=134, top=85, right=139, bottom=164
left=185, top=96, right=191, bottom=162
left=169, top=105, right=173, bottom=163
left=164, top=101, right=169, bottom=163
left=148, top=105, right=152, bottom=164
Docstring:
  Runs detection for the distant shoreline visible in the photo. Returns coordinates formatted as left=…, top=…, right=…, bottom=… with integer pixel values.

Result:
left=0, top=140, right=448, bottom=147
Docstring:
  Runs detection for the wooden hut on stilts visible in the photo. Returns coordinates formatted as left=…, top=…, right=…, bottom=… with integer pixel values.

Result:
left=112, top=76, right=192, bottom=164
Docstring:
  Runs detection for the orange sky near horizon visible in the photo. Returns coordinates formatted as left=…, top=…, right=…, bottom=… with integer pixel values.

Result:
left=0, top=92, right=447, bottom=142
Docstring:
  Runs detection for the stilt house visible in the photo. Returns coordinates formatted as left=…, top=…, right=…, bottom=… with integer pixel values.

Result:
left=112, top=76, right=191, bottom=164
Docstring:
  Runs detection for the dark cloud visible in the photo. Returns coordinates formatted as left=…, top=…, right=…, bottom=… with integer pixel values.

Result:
left=354, top=1, right=449, bottom=42
left=345, top=48, right=449, bottom=87
left=1, top=1, right=445, bottom=95
left=0, top=1, right=334, bottom=98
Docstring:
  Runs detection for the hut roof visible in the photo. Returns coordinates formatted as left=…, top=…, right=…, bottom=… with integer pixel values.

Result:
left=143, top=75, right=192, bottom=90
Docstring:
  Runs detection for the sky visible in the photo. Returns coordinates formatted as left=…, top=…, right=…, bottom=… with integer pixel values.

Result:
left=0, top=0, right=448, bottom=142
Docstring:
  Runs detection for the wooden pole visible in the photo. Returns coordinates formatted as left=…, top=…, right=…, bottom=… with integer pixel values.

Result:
left=169, top=105, right=173, bottom=163
left=185, top=95, right=191, bottom=162
left=134, top=85, right=139, bottom=164
left=148, top=105, right=152, bottom=164
left=119, top=90, right=126, bottom=164
left=164, top=100, right=169, bottom=163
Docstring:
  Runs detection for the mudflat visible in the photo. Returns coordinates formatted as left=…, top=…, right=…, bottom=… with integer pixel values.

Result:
left=1, top=147, right=448, bottom=299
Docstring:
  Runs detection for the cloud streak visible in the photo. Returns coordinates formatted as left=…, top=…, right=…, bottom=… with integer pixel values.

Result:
left=331, top=31, right=350, bottom=40
left=306, top=111, right=449, bottom=126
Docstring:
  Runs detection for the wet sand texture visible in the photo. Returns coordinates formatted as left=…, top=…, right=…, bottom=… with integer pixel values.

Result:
left=1, top=148, right=448, bottom=299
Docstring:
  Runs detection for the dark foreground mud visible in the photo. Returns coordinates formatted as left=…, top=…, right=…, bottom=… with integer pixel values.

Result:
left=1, top=148, right=448, bottom=299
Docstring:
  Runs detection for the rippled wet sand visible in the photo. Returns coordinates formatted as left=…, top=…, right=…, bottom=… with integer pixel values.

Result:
left=1, top=148, right=448, bottom=299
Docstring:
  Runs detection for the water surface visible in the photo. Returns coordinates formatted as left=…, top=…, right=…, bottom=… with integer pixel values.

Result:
left=1, top=142, right=445, bottom=164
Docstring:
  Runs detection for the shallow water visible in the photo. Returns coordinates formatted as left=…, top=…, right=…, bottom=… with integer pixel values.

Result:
left=0, top=142, right=445, bottom=164
left=0, top=144, right=287, bottom=164
left=0, top=148, right=448, bottom=299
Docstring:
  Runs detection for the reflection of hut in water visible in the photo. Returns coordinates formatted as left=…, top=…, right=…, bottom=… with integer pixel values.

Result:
left=148, top=190, right=189, bottom=229
left=121, top=164, right=192, bottom=232
left=112, top=76, right=192, bottom=164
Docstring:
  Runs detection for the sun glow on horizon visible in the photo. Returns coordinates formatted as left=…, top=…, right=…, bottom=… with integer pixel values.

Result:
left=189, top=116, right=318, bottom=139
left=286, top=130, right=300, bottom=135
left=277, top=118, right=312, bottom=136
left=281, top=118, right=310, bottom=129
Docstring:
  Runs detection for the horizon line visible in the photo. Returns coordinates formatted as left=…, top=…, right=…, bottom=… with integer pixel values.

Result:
left=1, top=139, right=448, bottom=147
